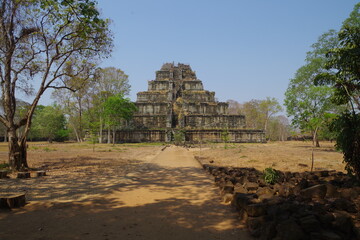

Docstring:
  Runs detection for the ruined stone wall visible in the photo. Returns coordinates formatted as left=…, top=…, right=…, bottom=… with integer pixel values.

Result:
left=148, top=81, right=170, bottom=91
left=131, top=115, right=168, bottom=129
left=116, top=130, right=167, bottom=143
left=155, top=71, right=171, bottom=80
left=183, top=81, right=204, bottom=90
left=184, top=129, right=266, bottom=143
left=113, top=129, right=265, bottom=143
left=182, top=90, right=215, bottom=102
left=183, top=102, right=228, bottom=115
left=137, top=91, right=168, bottom=102
left=184, top=115, right=245, bottom=129
left=136, top=102, right=169, bottom=115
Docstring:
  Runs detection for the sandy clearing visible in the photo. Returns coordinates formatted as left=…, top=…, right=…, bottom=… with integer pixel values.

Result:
left=0, top=145, right=252, bottom=240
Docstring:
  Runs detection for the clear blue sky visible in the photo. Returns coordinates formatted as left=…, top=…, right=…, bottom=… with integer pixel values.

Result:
left=41, top=0, right=358, bottom=106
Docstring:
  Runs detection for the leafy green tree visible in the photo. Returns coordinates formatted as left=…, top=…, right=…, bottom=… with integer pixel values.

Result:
left=30, top=105, right=68, bottom=142
left=90, top=67, right=131, bottom=143
left=315, top=7, right=360, bottom=111
left=330, top=113, right=360, bottom=175
left=285, top=84, right=335, bottom=147
left=27, top=105, right=45, bottom=141
left=315, top=3, right=360, bottom=175
left=0, top=0, right=112, bottom=170
left=52, top=67, right=131, bottom=143
left=285, top=30, right=340, bottom=147
left=102, top=94, right=137, bottom=144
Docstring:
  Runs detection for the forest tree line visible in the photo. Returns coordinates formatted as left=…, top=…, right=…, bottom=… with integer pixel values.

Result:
left=0, top=67, right=136, bottom=144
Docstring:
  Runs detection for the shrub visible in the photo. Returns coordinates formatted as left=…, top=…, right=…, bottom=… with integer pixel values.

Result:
left=263, top=167, right=279, bottom=184
left=173, top=130, right=185, bottom=146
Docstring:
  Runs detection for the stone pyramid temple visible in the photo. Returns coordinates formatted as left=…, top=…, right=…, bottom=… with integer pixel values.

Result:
left=117, top=63, right=265, bottom=143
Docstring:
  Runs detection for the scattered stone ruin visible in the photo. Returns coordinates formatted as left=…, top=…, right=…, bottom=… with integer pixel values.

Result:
left=200, top=163, right=360, bottom=240
left=117, top=63, right=265, bottom=143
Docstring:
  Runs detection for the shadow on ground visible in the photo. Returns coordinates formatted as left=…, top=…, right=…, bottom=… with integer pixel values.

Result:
left=0, top=159, right=252, bottom=240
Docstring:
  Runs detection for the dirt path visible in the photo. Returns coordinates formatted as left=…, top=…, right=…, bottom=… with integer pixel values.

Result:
left=0, top=146, right=252, bottom=240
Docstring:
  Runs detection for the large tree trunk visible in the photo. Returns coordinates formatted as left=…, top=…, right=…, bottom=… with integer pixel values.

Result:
left=107, top=127, right=110, bottom=144
left=8, top=129, right=28, bottom=170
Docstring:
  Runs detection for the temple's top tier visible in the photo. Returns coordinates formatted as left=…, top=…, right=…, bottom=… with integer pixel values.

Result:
left=155, top=62, right=197, bottom=81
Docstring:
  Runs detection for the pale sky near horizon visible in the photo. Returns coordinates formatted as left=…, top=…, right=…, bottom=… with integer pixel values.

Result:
left=39, top=1, right=359, bottom=108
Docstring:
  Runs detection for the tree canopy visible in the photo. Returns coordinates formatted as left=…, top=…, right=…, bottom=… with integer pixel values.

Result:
left=102, top=94, right=137, bottom=144
left=314, top=3, right=360, bottom=176
left=0, top=0, right=113, bottom=170
left=29, top=105, right=68, bottom=142
left=284, top=30, right=340, bottom=147
left=52, top=66, right=131, bottom=143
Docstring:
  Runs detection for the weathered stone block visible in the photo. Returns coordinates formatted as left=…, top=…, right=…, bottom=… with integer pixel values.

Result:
left=300, top=184, right=327, bottom=199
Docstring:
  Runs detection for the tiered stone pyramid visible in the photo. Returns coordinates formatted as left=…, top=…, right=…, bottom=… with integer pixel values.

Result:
left=118, top=63, right=265, bottom=143
left=133, top=63, right=245, bottom=130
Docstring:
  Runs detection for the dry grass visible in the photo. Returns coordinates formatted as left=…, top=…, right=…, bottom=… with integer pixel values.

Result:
left=0, top=140, right=345, bottom=174
left=191, top=141, right=345, bottom=173
left=0, top=141, right=165, bottom=166
left=0, top=142, right=165, bottom=201
left=0, top=140, right=346, bottom=201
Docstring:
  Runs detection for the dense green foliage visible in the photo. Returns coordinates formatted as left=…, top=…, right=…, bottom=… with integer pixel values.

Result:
left=314, top=4, right=360, bottom=176
left=263, top=168, right=279, bottom=184
left=330, top=113, right=360, bottom=175
left=102, top=94, right=137, bottom=144
left=103, top=94, right=137, bottom=127
left=29, top=105, right=68, bottom=142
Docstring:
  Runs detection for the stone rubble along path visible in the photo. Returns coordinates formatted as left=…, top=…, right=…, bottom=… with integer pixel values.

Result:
left=0, top=146, right=253, bottom=240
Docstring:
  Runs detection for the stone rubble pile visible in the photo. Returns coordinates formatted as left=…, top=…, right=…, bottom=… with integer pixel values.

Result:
left=202, top=164, right=360, bottom=240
